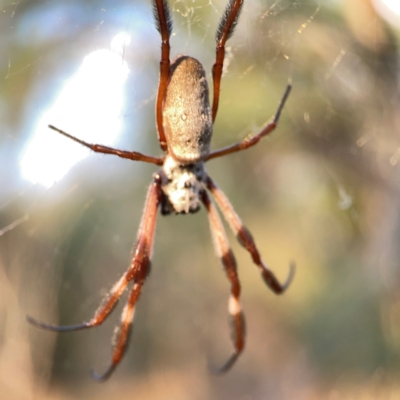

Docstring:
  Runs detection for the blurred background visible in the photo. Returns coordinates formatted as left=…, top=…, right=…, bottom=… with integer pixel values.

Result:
left=1, top=0, right=400, bottom=398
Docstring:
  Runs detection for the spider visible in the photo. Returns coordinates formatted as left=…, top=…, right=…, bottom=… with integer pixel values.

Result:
left=27, top=0, right=294, bottom=381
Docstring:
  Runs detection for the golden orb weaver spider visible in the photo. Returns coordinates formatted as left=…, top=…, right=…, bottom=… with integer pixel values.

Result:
left=27, top=0, right=294, bottom=381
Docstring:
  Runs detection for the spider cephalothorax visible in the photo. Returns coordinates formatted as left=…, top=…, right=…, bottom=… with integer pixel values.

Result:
left=28, top=0, right=294, bottom=381
left=159, top=155, right=207, bottom=215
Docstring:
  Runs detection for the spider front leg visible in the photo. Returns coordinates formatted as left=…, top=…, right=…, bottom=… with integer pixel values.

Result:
left=206, top=176, right=295, bottom=293
left=201, top=191, right=245, bottom=373
left=91, top=279, right=147, bottom=381
left=27, top=177, right=162, bottom=381
left=92, top=177, right=161, bottom=381
left=27, top=270, right=132, bottom=332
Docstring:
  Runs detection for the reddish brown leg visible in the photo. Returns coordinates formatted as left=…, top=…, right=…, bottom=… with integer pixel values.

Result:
left=207, top=84, right=291, bottom=161
left=152, top=0, right=172, bottom=151
left=91, top=280, right=146, bottom=381
left=49, top=125, right=164, bottom=165
left=27, top=177, right=162, bottom=381
left=212, top=0, right=244, bottom=122
left=206, top=176, right=295, bottom=294
left=26, top=270, right=133, bottom=332
left=201, top=191, right=245, bottom=373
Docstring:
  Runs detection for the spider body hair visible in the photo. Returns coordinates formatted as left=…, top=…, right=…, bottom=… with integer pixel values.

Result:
left=152, top=0, right=173, bottom=37
left=216, top=0, right=244, bottom=43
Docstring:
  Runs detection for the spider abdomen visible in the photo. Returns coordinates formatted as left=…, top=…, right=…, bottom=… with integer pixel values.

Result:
left=163, top=55, right=213, bottom=164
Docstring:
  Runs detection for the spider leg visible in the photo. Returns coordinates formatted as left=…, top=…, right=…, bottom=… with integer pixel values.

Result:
left=26, top=271, right=132, bottom=332
left=152, top=0, right=173, bottom=152
left=48, top=125, right=164, bottom=165
left=201, top=190, right=245, bottom=373
left=91, top=281, right=145, bottom=381
left=207, top=84, right=292, bottom=161
left=212, top=0, right=244, bottom=122
left=27, top=177, right=161, bottom=380
left=91, top=177, right=161, bottom=381
left=206, top=176, right=295, bottom=294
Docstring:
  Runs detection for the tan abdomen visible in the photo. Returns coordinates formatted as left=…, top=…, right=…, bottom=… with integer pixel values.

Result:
left=163, top=56, right=213, bottom=164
